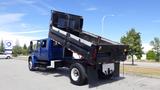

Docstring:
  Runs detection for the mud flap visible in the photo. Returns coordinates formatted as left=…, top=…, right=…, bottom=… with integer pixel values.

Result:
left=113, top=62, right=120, bottom=77
left=87, top=66, right=98, bottom=87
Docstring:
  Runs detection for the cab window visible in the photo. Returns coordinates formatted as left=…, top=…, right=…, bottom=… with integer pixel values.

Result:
left=41, top=40, right=47, bottom=48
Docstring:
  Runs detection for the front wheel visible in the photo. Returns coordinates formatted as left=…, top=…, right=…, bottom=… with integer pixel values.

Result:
left=6, top=56, right=11, bottom=59
left=28, top=58, right=36, bottom=71
left=69, top=63, right=87, bottom=85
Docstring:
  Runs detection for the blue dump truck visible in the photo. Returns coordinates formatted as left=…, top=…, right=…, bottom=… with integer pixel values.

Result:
left=28, top=10, right=128, bottom=85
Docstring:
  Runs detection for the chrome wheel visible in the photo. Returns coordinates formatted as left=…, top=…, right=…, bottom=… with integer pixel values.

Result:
left=29, top=60, right=33, bottom=70
left=71, top=68, right=80, bottom=81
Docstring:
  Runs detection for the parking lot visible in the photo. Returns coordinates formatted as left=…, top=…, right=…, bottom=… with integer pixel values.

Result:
left=0, top=58, right=160, bottom=90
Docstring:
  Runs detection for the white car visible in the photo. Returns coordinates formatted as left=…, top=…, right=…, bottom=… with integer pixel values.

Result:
left=0, top=53, right=12, bottom=59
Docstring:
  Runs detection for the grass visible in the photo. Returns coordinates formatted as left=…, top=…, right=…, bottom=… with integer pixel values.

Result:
left=120, top=65, right=160, bottom=78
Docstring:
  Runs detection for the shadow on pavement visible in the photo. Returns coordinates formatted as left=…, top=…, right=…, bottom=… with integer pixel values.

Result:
left=88, top=77, right=125, bottom=88
left=34, top=67, right=69, bottom=77
left=33, top=67, right=125, bottom=88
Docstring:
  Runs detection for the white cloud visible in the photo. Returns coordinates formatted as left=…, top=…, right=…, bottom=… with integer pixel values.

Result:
left=20, top=23, right=29, bottom=28
left=0, top=12, right=47, bottom=46
left=0, top=0, right=56, bottom=15
left=142, top=43, right=153, bottom=53
left=0, top=30, right=47, bottom=46
left=85, top=7, right=98, bottom=11
left=13, top=30, right=47, bottom=34
left=0, top=12, right=47, bottom=33
left=0, top=1, right=50, bottom=46
left=17, top=0, right=56, bottom=15
left=0, top=13, right=24, bottom=26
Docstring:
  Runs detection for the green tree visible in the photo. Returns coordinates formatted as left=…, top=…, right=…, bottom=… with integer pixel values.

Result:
left=0, top=40, right=5, bottom=53
left=23, top=44, right=27, bottom=49
left=22, top=44, right=28, bottom=55
left=12, top=40, right=22, bottom=57
left=120, top=28, right=143, bottom=65
left=150, top=37, right=160, bottom=62
left=12, top=45, right=22, bottom=57
left=146, top=50, right=156, bottom=60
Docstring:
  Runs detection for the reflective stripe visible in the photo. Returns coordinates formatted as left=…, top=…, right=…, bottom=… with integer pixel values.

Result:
left=83, top=31, right=121, bottom=45
left=101, top=38, right=121, bottom=45
left=70, top=34, right=92, bottom=46
left=52, top=26, right=67, bottom=35
left=51, top=26, right=92, bottom=46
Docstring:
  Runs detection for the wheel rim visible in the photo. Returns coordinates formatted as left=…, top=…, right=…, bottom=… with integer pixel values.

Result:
left=29, top=60, right=33, bottom=69
left=71, top=68, right=80, bottom=81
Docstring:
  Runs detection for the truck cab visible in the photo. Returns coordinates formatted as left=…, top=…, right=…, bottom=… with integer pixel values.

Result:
left=29, top=38, right=64, bottom=61
left=28, top=38, right=73, bottom=70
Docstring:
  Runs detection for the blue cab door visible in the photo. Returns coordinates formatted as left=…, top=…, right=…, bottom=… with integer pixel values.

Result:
left=39, top=39, right=48, bottom=60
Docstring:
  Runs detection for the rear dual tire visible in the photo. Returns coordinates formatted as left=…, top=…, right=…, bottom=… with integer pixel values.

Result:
left=69, top=63, right=87, bottom=85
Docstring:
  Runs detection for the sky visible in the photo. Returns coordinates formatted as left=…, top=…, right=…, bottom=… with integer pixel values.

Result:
left=0, top=0, right=159, bottom=51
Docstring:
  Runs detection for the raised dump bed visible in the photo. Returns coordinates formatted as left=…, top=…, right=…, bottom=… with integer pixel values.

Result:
left=49, top=11, right=127, bottom=63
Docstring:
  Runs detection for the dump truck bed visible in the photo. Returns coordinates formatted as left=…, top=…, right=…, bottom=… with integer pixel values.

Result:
left=49, top=26, right=127, bottom=63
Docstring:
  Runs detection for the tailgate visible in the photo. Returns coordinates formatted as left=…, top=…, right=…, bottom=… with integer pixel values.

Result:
left=96, top=45, right=128, bottom=63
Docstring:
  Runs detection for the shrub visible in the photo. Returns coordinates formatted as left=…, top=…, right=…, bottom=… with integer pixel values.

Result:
left=146, top=50, right=156, bottom=60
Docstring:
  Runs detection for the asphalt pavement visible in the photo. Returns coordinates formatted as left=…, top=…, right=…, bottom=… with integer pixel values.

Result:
left=0, top=59, right=160, bottom=90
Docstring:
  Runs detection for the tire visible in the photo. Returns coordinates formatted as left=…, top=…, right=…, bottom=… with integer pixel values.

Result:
left=6, top=56, right=10, bottom=59
left=28, top=58, right=36, bottom=71
left=69, top=63, right=87, bottom=85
